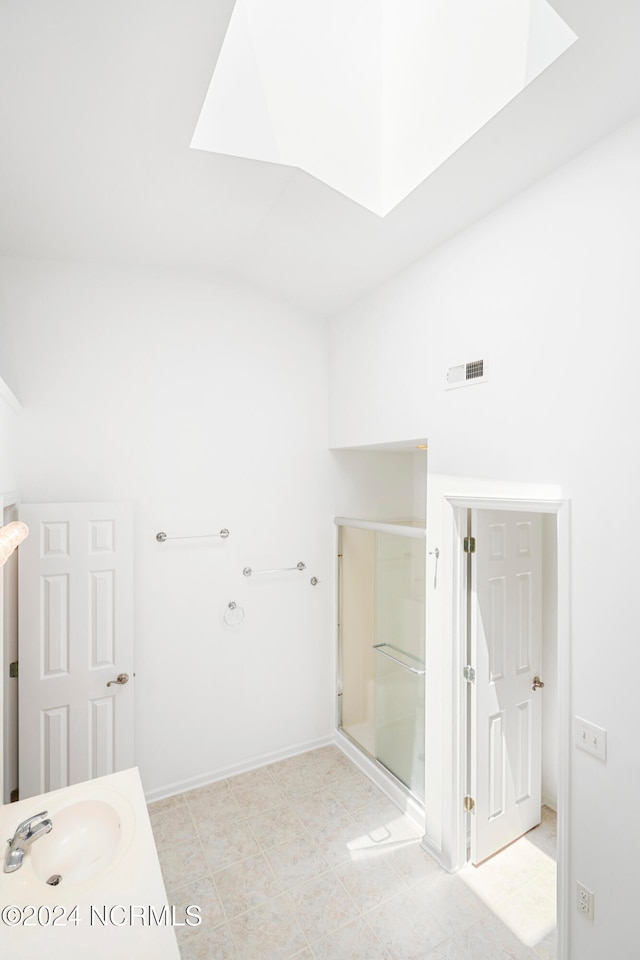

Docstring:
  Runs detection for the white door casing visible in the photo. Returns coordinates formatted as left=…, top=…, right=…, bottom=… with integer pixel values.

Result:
left=18, top=502, right=134, bottom=799
left=470, top=509, right=542, bottom=864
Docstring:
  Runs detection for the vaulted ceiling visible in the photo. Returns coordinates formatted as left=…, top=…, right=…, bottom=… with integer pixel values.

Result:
left=1, top=0, right=639, bottom=315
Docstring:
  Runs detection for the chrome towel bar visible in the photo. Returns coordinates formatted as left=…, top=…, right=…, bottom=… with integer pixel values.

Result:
left=243, top=561, right=305, bottom=577
left=156, top=529, right=229, bottom=542
left=373, top=643, right=426, bottom=676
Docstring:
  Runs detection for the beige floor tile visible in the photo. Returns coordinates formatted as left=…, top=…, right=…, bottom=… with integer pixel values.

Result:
left=149, top=801, right=197, bottom=851
left=178, top=921, right=239, bottom=959
left=265, top=833, right=329, bottom=890
left=450, top=913, right=539, bottom=959
left=383, top=839, right=443, bottom=887
left=420, top=939, right=468, bottom=960
left=458, top=839, right=554, bottom=909
left=158, top=838, right=210, bottom=899
left=266, top=753, right=310, bottom=777
left=287, top=748, right=330, bottom=772
left=290, top=786, right=348, bottom=830
left=228, top=895, right=307, bottom=960
left=228, top=766, right=276, bottom=790
left=170, top=874, right=226, bottom=936
left=156, top=749, right=556, bottom=960
left=247, top=802, right=306, bottom=849
left=490, top=875, right=556, bottom=949
left=276, top=765, right=326, bottom=798
left=526, top=808, right=557, bottom=860
left=286, top=871, right=360, bottom=943
left=494, top=839, right=554, bottom=885
left=533, top=928, right=557, bottom=959
left=312, top=917, right=392, bottom=960
left=183, top=779, right=233, bottom=804
left=329, top=772, right=384, bottom=812
left=365, top=887, right=449, bottom=959
left=413, top=872, right=488, bottom=938
left=188, top=789, right=245, bottom=829
left=214, top=851, right=281, bottom=918
left=200, top=821, right=261, bottom=872
left=313, top=813, right=364, bottom=867
left=148, top=793, right=188, bottom=815
left=306, top=746, right=354, bottom=781
left=334, top=851, right=407, bottom=912
left=231, top=776, right=287, bottom=816
left=356, top=798, right=423, bottom=848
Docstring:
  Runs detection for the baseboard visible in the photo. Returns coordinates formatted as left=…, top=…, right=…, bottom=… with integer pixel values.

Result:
left=145, top=733, right=334, bottom=804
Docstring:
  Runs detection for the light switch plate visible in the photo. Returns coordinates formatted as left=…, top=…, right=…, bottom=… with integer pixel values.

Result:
left=574, top=716, right=607, bottom=761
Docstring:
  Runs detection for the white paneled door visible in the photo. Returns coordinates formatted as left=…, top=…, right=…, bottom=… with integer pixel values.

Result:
left=18, top=502, right=134, bottom=799
left=470, top=510, right=542, bottom=865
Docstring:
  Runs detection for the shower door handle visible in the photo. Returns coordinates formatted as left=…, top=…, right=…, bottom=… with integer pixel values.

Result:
left=373, top=644, right=426, bottom=676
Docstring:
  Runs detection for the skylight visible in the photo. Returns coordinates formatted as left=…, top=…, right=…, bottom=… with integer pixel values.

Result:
left=191, top=0, right=577, bottom=217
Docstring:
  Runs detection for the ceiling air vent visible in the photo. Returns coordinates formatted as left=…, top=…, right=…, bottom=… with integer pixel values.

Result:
left=446, top=359, right=487, bottom=390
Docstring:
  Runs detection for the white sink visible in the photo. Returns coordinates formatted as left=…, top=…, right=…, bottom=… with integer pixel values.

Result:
left=1, top=786, right=135, bottom=896
left=0, top=769, right=181, bottom=959
left=30, top=799, right=125, bottom=885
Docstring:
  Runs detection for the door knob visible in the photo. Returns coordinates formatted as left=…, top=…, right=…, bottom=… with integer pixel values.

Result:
left=106, top=673, right=129, bottom=687
left=532, top=675, right=545, bottom=691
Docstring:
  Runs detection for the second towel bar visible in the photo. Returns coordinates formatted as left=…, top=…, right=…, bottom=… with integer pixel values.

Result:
left=243, top=561, right=305, bottom=577
left=156, top=529, right=229, bottom=542
left=373, top=643, right=426, bottom=676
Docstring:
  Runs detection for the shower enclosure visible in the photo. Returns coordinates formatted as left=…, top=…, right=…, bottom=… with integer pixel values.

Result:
left=336, top=517, right=426, bottom=801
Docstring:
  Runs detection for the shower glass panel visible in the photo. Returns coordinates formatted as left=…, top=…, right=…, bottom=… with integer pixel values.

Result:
left=338, top=519, right=426, bottom=801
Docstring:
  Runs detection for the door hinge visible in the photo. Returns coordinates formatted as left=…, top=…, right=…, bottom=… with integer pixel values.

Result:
left=463, top=665, right=476, bottom=683
left=9, top=661, right=18, bottom=679
left=463, top=536, right=476, bottom=554
left=463, top=795, right=475, bottom=813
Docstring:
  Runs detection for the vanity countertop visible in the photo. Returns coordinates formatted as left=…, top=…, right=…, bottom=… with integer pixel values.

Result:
left=0, top=768, right=181, bottom=959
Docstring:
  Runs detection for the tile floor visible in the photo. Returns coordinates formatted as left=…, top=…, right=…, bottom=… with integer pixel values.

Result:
left=149, top=746, right=557, bottom=960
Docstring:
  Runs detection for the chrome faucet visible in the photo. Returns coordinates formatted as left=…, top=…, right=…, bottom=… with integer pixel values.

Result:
left=4, top=811, right=53, bottom=873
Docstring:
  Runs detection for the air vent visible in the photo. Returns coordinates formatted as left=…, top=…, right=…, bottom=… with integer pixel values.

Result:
left=466, top=359, right=483, bottom=380
left=446, top=359, right=487, bottom=390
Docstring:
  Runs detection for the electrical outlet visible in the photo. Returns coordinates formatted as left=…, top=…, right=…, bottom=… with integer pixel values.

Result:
left=577, top=882, right=594, bottom=920
left=574, top=716, right=607, bottom=761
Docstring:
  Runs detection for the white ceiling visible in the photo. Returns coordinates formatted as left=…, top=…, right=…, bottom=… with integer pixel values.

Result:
left=1, top=0, right=639, bottom=316
left=193, top=0, right=576, bottom=216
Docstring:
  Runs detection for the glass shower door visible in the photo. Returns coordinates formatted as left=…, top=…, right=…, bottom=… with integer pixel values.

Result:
left=374, top=645, right=425, bottom=799
left=339, top=524, right=377, bottom=756
left=374, top=529, right=425, bottom=799
left=338, top=519, right=426, bottom=802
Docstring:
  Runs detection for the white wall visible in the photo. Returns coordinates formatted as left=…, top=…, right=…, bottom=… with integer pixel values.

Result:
left=329, top=114, right=640, bottom=959
left=0, top=382, right=20, bottom=494
left=0, top=258, right=334, bottom=798
left=332, top=450, right=417, bottom=521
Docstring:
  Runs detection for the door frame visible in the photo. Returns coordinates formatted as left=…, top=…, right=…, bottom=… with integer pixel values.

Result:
left=453, top=494, right=568, bottom=960
left=1, top=489, right=20, bottom=805
left=422, top=477, right=569, bottom=960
